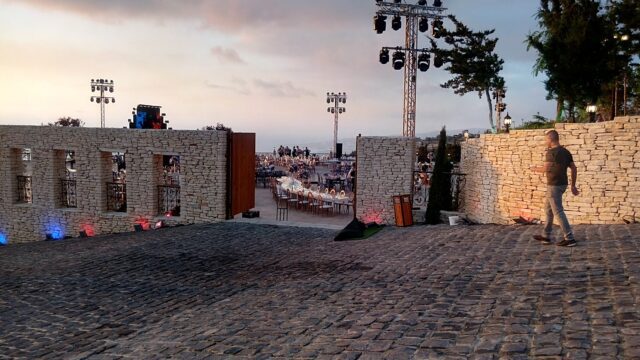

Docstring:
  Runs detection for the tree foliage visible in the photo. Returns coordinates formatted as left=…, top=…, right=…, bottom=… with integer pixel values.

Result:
left=417, top=144, right=430, bottom=163
left=606, top=0, right=640, bottom=118
left=526, top=0, right=640, bottom=121
left=202, top=123, right=230, bottom=131
left=425, top=127, right=452, bottom=225
left=49, top=117, right=84, bottom=127
left=431, top=15, right=505, bottom=132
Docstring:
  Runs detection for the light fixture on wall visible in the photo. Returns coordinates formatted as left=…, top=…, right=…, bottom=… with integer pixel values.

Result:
left=586, top=104, right=597, bottom=123
left=463, top=130, right=469, bottom=140
left=504, top=113, right=512, bottom=133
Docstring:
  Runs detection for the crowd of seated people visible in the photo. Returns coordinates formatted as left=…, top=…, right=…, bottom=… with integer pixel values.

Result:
left=274, top=145, right=311, bottom=159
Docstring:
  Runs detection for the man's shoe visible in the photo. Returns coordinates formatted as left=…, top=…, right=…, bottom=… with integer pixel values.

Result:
left=557, top=239, right=577, bottom=247
left=533, top=235, right=551, bottom=245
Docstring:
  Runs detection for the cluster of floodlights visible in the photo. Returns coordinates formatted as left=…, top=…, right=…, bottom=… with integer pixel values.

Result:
left=90, top=78, right=115, bottom=104
left=379, top=48, right=443, bottom=71
left=327, top=92, right=347, bottom=114
left=374, top=0, right=444, bottom=35
left=374, top=0, right=445, bottom=71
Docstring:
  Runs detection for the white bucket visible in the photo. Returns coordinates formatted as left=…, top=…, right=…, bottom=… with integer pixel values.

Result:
left=448, top=216, right=460, bottom=226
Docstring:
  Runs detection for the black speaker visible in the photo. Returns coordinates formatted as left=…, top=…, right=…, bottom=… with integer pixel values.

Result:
left=336, top=143, right=343, bottom=159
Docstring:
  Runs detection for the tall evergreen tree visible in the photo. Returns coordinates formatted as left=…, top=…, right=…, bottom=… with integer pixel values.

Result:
left=431, top=15, right=505, bottom=132
left=527, top=0, right=616, bottom=122
left=603, top=0, right=639, bottom=118
left=425, top=127, right=452, bottom=225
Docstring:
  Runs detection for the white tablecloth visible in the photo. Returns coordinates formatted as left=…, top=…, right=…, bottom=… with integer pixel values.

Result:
left=277, top=176, right=350, bottom=205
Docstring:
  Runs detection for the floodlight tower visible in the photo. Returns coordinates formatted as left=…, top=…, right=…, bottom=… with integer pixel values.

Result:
left=90, top=78, right=115, bottom=128
left=326, top=92, right=347, bottom=158
left=374, top=0, right=447, bottom=137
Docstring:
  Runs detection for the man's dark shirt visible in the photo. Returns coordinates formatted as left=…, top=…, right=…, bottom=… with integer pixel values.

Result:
left=545, top=146, right=573, bottom=186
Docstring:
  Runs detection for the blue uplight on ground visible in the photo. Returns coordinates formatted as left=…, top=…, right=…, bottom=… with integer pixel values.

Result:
left=45, top=224, right=64, bottom=241
left=0, top=233, right=7, bottom=245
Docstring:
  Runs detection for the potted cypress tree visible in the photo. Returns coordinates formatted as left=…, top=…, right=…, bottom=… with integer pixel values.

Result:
left=425, top=127, right=453, bottom=224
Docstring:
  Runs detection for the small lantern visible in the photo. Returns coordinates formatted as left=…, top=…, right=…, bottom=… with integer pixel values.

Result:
left=504, top=113, right=512, bottom=133
left=586, top=105, right=597, bottom=122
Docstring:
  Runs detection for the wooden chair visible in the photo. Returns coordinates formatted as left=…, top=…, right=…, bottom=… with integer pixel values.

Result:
left=317, top=194, right=334, bottom=216
left=344, top=194, right=354, bottom=214
left=276, top=185, right=289, bottom=201
left=276, top=195, right=288, bottom=221
left=307, top=192, right=319, bottom=214
left=286, top=189, right=298, bottom=209
left=297, top=190, right=309, bottom=210
left=270, top=179, right=278, bottom=200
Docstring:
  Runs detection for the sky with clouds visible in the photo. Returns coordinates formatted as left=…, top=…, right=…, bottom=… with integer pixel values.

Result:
left=0, top=0, right=555, bottom=151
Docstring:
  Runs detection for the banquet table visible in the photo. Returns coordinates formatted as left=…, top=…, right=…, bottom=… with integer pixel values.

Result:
left=277, top=176, right=352, bottom=210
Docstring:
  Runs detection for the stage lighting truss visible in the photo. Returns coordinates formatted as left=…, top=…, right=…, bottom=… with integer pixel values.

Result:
left=373, top=0, right=448, bottom=138
left=325, top=91, right=347, bottom=159
left=90, top=78, right=115, bottom=128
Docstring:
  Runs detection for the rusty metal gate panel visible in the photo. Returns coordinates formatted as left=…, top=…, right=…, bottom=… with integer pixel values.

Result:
left=227, top=132, right=256, bottom=219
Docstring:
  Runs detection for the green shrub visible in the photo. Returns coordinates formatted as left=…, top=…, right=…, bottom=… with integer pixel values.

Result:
left=516, top=120, right=555, bottom=130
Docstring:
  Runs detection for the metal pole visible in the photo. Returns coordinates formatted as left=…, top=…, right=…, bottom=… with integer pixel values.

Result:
left=496, top=90, right=502, bottom=131
left=614, top=80, right=618, bottom=118
left=334, top=100, right=339, bottom=157
left=100, top=85, right=106, bottom=128
left=403, top=16, right=417, bottom=138
left=623, top=72, right=628, bottom=116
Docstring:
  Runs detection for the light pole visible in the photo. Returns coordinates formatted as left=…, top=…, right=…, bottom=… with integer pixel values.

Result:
left=374, top=0, right=447, bottom=138
left=90, top=78, right=115, bottom=128
left=326, top=92, right=347, bottom=158
left=613, top=33, right=631, bottom=117
left=621, top=34, right=629, bottom=116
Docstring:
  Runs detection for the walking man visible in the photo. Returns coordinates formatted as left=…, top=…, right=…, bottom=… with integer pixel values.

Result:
left=530, top=130, right=579, bottom=247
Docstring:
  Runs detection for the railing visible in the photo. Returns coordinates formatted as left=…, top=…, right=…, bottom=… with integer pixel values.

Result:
left=412, top=171, right=466, bottom=211
left=60, top=179, right=77, bottom=208
left=158, top=185, right=180, bottom=216
left=16, top=175, right=32, bottom=204
left=106, top=182, right=127, bottom=212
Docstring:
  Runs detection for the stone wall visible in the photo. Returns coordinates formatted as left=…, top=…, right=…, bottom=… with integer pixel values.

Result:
left=356, top=137, right=415, bottom=225
left=460, top=116, right=640, bottom=224
left=0, top=126, right=228, bottom=244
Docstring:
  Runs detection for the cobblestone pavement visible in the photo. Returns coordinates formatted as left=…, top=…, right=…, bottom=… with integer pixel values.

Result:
left=1, top=223, right=640, bottom=359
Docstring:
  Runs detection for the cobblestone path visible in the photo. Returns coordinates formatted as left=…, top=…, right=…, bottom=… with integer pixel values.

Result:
left=1, top=223, right=640, bottom=359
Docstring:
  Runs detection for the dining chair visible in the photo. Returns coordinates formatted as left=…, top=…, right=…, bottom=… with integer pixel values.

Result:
left=317, top=194, right=334, bottom=216
left=297, top=190, right=309, bottom=210
left=307, top=192, right=319, bottom=214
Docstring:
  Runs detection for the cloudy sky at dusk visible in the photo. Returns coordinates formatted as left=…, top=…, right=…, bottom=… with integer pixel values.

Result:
left=0, top=0, right=555, bottom=151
